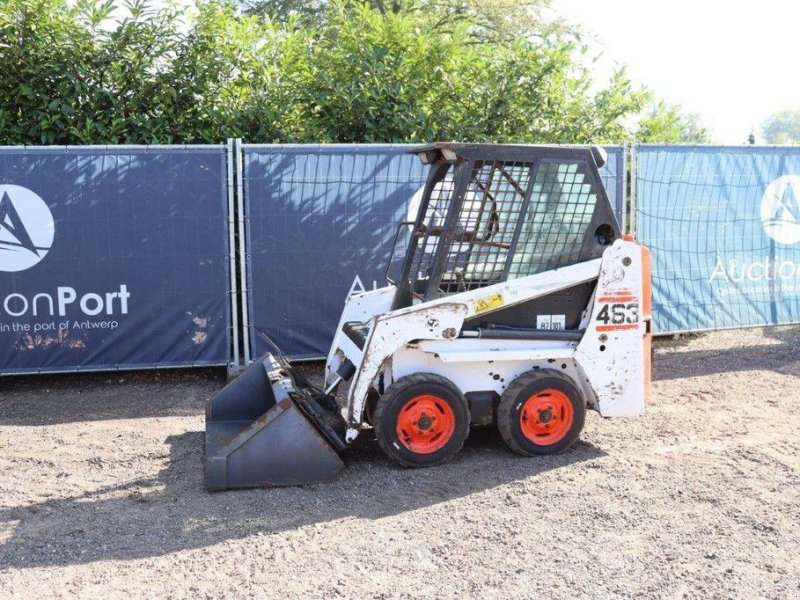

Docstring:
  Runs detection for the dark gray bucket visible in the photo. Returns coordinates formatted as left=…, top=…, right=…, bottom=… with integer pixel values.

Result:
left=205, top=355, right=345, bottom=490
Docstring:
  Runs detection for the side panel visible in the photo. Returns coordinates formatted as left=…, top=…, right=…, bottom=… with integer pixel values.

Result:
left=463, top=281, right=596, bottom=330
left=391, top=344, right=582, bottom=402
left=575, top=239, right=651, bottom=416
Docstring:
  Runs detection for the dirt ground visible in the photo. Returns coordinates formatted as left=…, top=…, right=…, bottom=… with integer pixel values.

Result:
left=0, top=327, right=798, bottom=599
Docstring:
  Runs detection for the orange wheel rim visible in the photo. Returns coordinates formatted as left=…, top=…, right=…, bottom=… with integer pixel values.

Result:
left=519, top=389, right=573, bottom=445
left=396, top=394, right=456, bottom=454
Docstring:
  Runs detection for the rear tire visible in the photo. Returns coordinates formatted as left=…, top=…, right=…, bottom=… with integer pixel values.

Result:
left=497, top=369, right=585, bottom=456
left=373, top=373, right=470, bottom=468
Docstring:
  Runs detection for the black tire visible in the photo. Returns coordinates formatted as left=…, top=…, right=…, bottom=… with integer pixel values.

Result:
left=373, top=373, right=470, bottom=468
left=497, top=369, right=586, bottom=456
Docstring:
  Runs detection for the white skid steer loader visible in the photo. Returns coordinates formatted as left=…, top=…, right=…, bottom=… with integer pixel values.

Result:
left=205, top=143, right=652, bottom=490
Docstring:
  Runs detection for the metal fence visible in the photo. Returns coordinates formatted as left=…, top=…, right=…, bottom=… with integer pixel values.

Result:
left=6, top=141, right=797, bottom=374
left=634, top=144, right=800, bottom=334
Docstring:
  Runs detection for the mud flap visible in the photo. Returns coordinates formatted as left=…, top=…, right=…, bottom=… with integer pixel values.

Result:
left=205, top=354, right=346, bottom=490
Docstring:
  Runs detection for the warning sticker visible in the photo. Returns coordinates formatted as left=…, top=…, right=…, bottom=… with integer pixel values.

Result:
left=474, top=293, right=504, bottom=313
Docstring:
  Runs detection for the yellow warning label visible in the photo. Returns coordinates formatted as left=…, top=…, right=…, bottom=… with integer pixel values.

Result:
left=474, top=293, right=504, bottom=313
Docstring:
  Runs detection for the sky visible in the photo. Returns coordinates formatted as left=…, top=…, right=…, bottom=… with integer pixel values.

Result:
left=549, top=0, right=800, bottom=144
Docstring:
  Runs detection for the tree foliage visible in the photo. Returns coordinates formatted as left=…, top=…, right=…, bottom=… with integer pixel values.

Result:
left=243, top=0, right=563, bottom=44
left=761, top=110, right=800, bottom=145
left=0, top=0, right=705, bottom=145
left=636, top=101, right=710, bottom=144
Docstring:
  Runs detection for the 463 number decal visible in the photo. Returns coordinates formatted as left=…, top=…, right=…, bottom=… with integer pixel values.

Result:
left=596, top=302, right=639, bottom=329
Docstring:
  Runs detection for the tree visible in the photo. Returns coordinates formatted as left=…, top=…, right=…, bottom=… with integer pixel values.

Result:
left=761, top=110, right=800, bottom=145
left=240, top=0, right=326, bottom=24
left=636, top=101, right=710, bottom=144
left=0, top=0, right=299, bottom=143
left=242, top=0, right=560, bottom=44
left=0, top=0, right=707, bottom=145
left=280, top=2, right=651, bottom=143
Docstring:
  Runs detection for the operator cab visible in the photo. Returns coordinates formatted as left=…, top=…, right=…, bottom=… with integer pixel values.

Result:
left=389, top=143, right=620, bottom=312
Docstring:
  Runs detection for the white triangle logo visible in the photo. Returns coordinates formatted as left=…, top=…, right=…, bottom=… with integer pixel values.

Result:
left=761, top=175, right=800, bottom=245
left=0, top=185, right=55, bottom=272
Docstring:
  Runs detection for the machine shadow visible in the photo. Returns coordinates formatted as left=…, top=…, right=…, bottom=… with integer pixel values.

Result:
left=0, top=427, right=606, bottom=570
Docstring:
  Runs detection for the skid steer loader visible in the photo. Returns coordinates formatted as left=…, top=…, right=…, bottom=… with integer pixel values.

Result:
left=205, top=143, right=651, bottom=490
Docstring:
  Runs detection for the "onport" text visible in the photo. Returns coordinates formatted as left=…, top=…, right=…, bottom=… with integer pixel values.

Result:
left=0, top=285, right=131, bottom=318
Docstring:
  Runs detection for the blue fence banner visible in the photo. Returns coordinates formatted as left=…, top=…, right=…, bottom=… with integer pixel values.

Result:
left=637, top=145, right=800, bottom=333
left=0, top=146, right=230, bottom=373
left=244, top=144, right=626, bottom=359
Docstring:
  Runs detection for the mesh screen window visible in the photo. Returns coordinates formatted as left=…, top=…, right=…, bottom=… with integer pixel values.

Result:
left=409, top=167, right=455, bottom=287
left=441, top=161, right=532, bottom=290
left=508, top=160, right=599, bottom=278
left=436, top=159, right=599, bottom=293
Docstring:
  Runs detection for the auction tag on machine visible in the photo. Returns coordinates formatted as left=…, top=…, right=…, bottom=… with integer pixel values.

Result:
left=474, top=293, right=504, bottom=313
left=536, top=314, right=566, bottom=330
left=595, top=289, right=640, bottom=332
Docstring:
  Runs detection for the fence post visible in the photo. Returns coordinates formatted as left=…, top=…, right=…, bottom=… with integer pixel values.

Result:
left=629, top=143, right=638, bottom=235
left=226, top=138, right=240, bottom=370
left=620, top=143, right=628, bottom=230
left=235, top=138, right=252, bottom=365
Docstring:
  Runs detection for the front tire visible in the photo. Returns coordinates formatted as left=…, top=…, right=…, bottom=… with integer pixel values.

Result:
left=373, top=373, right=470, bottom=467
left=497, top=369, right=586, bottom=456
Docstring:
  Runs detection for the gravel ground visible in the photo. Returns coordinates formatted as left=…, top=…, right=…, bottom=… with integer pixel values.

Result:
left=0, top=327, right=798, bottom=599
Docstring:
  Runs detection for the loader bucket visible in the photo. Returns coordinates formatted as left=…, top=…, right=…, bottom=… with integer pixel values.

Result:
left=205, top=354, right=346, bottom=491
